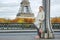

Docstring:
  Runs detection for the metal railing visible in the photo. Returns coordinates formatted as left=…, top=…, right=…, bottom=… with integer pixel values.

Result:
left=0, top=23, right=36, bottom=30
left=52, top=23, right=60, bottom=29
left=0, top=23, right=60, bottom=30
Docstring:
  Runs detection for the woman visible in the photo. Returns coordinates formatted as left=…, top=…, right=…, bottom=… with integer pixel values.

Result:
left=34, top=6, right=45, bottom=38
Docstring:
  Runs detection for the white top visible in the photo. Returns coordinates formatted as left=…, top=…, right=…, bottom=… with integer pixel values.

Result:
left=34, top=11, right=45, bottom=29
left=36, top=11, right=45, bottom=22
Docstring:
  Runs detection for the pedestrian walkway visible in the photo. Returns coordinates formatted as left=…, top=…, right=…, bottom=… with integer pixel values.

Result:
left=0, top=32, right=60, bottom=40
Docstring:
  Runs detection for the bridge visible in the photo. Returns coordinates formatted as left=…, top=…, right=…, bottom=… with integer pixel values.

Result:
left=0, top=23, right=60, bottom=29
left=0, top=23, right=36, bottom=30
left=0, top=31, right=60, bottom=40
left=52, top=23, right=60, bottom=29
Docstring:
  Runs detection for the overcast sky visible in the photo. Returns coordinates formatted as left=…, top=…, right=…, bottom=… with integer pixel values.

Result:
left=0, top=0, right=60, bottom=19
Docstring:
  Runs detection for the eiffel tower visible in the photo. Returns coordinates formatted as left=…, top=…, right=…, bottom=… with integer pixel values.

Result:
left=17, top=0, right=34, bottom=18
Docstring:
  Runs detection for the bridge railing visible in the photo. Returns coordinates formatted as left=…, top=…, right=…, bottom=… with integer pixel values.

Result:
left=52, top=23, right=60, bottom=29
left=0, top=23, right=60, bottom=30
left=0, top=23, right=36, bottom=30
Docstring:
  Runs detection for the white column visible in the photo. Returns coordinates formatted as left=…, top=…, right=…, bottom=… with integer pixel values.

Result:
left=42, top=0, right=54, bottom=38
left=43, top=0, right=50, bottom=32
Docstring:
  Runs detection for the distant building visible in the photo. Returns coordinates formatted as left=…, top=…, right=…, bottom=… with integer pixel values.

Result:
left=16, top=0, right=34, bottom=18
left=16, top=0, right=35, bottom=23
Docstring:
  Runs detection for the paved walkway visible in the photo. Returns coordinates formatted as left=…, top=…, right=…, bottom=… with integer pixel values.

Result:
left=0, top=32, right=60, bottom=40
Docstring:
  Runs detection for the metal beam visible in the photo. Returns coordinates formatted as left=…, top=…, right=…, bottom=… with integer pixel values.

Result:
left=42, top=0, right=54, bottom=39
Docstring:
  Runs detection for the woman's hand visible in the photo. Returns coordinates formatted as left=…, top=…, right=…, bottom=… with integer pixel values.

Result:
left=39, top=19, right=42, bottom=21
left=39, top=29, right=43, bottom=33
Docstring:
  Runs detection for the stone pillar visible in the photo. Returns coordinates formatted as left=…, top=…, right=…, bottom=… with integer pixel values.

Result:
left=42, top=0, right=54, bottom=39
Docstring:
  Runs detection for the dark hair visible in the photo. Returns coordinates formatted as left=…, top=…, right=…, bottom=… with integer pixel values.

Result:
left=39, top=6, right=44, bottom=9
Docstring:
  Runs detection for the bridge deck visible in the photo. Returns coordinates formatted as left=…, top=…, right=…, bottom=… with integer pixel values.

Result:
left=0, top=31, right=60, bottom=40
left=0, top=29, right=60, bottom=33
